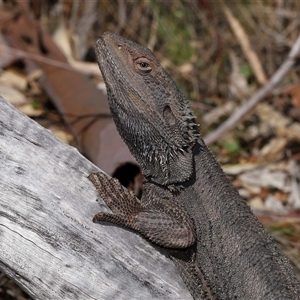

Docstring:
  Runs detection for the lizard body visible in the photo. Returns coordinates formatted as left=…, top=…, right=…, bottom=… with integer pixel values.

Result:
left=89, top=32, right=300, bottom=299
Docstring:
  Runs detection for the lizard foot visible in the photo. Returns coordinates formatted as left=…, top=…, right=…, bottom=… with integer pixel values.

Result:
left=89, top=172, right=196, bottom=248
left=88, top=172, right=141, bottom=228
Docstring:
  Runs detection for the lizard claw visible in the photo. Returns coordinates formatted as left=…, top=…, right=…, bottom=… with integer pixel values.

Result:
left=89, top=172, right=141, bottom=224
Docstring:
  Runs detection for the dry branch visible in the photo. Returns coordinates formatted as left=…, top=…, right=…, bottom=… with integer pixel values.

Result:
left=204, top=32, right=300, bottom=146
left=0, top=96, right=192, bottom=300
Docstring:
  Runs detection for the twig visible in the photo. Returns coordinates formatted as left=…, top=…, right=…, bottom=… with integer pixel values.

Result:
left=0, top=44, right=75, bottom=71
left=147, top=7, right=159, bottom=51
left=73, top=1, right=98, bottom=60
left=222, top=2, right=267, bottom=85
left=204, top=32, right=300, bottom=146
left=0, top=44, right=100, bottom=76
left=260, top=24, right=292, bottom=47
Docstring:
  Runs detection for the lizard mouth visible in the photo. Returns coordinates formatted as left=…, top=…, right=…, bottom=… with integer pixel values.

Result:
left=95, top=33, right=127, bottom=88
left=95, top=37, right=108, bottom=72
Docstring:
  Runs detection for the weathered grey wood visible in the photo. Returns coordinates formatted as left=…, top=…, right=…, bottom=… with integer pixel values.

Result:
left=0, top=96, right=192, bottom=300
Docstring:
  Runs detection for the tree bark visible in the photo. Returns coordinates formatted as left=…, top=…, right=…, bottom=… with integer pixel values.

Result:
left=0, top=96, right=192, bottom=300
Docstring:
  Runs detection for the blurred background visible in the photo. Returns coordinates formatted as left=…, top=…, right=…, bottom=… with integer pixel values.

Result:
left=0, top=1, right=300, bottom=299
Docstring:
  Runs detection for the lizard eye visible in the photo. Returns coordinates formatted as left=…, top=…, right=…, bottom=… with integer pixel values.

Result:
left=135, top=58, right=152, bottom=73
left=140, top=62, right=148, bottom=68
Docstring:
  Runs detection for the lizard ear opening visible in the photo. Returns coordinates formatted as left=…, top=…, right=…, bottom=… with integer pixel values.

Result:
left=163, top=105, right=176, bottom=126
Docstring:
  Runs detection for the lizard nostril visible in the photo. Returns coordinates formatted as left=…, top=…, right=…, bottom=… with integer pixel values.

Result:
left=118, top=45, right=122, bottom=50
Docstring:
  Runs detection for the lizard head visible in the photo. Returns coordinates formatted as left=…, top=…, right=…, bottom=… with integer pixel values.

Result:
left=95, top=32, right=200, bottom=185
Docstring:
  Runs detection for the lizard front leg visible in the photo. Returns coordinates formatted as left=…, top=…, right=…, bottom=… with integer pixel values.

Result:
left=89, top=172, right=196, bottom=249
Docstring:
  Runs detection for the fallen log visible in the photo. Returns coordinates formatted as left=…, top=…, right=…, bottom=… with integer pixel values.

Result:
left=0, top=96, right=192, bottom=300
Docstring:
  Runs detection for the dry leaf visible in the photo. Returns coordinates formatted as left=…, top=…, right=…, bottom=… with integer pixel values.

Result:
left=0, top=84, right=27, bottom=106
left=48, top=126, right=74, bottom=144
left=0, top=70, right=27, bottom=91
left=239, top=167, right=289, bottom=192
left=286, top=85, right=300, bottom=109
left=228, top=51, right=254, bottom=99
left=248, top=197, right=265, bottom=210
left=223, top=162, right=259, bottom=175
left=259, top=137, right=288, bottom=160
left=203, top=101, right=235, bottom=127
left=265, top=195, right=288, bottom=213
left=178, top=62, right=194, bottom=76
left=52, top=22, right=73, bottom=60
left=256, top=103, right=300, bottom=143
left=18, top=103, right=43, bottom=117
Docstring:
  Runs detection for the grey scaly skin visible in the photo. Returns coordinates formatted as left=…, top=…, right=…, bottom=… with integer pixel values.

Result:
left=89, top=32, right=300, bottom=299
